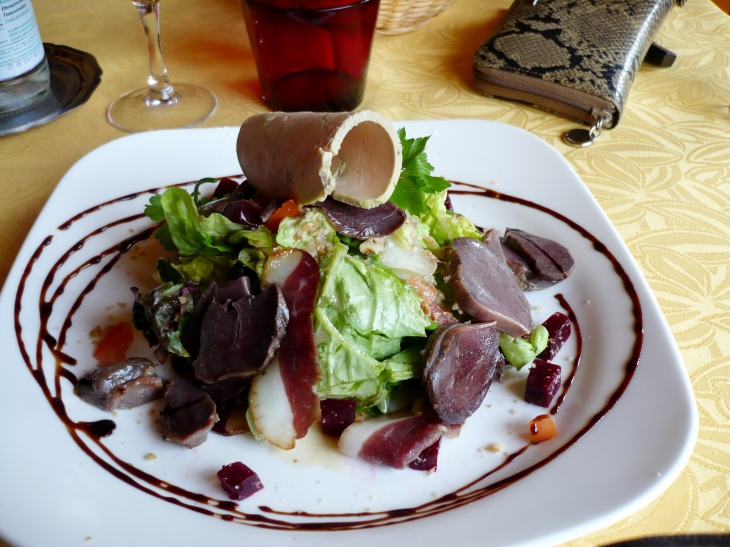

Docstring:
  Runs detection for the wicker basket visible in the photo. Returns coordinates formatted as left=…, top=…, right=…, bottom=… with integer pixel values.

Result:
left=376, top=0, right=457, bottom=35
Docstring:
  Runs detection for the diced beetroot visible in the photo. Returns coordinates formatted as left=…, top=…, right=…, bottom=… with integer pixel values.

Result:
left=217, top=462, right=263, bottom=501
left=537, top=312, right=571, bottom=361
left=320, top=398, right=356, bottom=437
left=213, top=177, right=240, bottom=199
left=524, top=359, right=562, bottom=407
left=408, top=438, right=440, bottom=472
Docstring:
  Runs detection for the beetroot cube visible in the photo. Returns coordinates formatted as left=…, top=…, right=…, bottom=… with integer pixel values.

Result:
left=217, top=462, right=263, bottom=501
left=524, top=359, right=562, bottom=408
left=537, top=312, right=571, bottom=361
left=320, top=398, right=357, bottom=437
left=408, top=438, right=440, bottom=472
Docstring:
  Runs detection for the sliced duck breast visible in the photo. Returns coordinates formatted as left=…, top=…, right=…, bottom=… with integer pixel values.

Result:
left=191, top=284, right=289, bottom=383
left=338, top=415, right=459, bottom=469
left=76, top=357, right=164, bottom=411
left=158, top=379, right=218, bottom=448
left=249, top=249, right=322, bottom=449
left=310, top=197, right=406, bottom=238
left=446, top=231, right=533, bottom=337
left=501, top=228, right=575, bottom=290
left=423, top=321, right=501, bottom=425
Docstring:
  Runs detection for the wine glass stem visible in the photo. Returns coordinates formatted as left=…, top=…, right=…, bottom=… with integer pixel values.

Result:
left=133, top=0, right=177, bottom=105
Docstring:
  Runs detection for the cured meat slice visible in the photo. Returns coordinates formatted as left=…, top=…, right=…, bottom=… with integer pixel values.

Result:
left=423, top=321, right=500, bottom=425
left=408, top=438, right=440, bottom=472
left=158, top=379, right=218, bottom=448
left=192, top=284, right=289, bottom=383
left=310, top=197, right=406, bottom=239
left=250, top=249, right=322, bottom=449
left=236, top=111, right=402, bottom=209
left=214, top=277, right=252, bottom=303
left=446, top=232, right=533, bottom=337
left=181, top=278, right=253, bottom=360
left=76, top=357, right=164, bottom=411
left=338, top=416, right=459, bottom=469
left=502, top=228, right=575, bottom=290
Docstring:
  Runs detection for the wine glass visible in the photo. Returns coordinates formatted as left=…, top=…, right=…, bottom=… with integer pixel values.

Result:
left=107, top=0, right=217, bottom=133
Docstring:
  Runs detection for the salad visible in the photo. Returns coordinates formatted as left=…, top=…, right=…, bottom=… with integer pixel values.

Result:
left=76, top=111, right=575, bottom=498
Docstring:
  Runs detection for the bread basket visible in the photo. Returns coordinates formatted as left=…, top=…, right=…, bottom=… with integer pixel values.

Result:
left=376, top=0, right=456, bottom=34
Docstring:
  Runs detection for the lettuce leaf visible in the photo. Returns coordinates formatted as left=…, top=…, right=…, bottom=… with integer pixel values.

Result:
left=153, top=187, right=245, bottom=256
left=276, top=209, right=339, bottom=260
left=229, top=226, right=274, bottom=248
left=315, top=246, right=430, bottom=405
left=499, top=325, right=549, bottom=370
left=420, top=191, right=483, bottom=247
left=175, top=256, right=236, bottom=283
left=133, top=281, right=198, bottom=358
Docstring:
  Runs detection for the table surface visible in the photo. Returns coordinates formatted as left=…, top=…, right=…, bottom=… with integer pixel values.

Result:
left=1, top=0, right=729, bottom=545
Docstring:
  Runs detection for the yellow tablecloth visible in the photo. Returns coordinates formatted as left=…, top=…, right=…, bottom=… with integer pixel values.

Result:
left=1, top=0, right=729, bottom=544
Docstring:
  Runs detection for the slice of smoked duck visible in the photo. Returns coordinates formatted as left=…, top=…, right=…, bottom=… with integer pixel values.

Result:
left=423, top=321, right=501, bottom=425
left=191, top=284, right=289, bottom=383
left=158, top=379, right=218, bottom=448
left=338, top=415, right=459, bottom=469
left=446, top=232, right=532, bottom=337
left=501, top=228, right=575, bottom=290
left=310, top=197, right=406, bottom=239
left=249, top=249, right=322, bottom=449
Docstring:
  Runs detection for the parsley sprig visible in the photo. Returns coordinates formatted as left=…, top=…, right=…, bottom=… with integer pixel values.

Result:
left=389, top=128, right=450, bottom=216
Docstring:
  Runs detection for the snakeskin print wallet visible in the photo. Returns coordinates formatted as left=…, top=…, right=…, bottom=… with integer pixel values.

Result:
left=473, top=0, right=680, bottom=145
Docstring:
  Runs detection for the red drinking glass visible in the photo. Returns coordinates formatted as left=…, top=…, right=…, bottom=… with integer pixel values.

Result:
left=241, top=0, right=380, bottom=112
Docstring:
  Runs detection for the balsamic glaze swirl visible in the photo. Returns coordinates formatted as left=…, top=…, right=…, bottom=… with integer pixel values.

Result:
left=12, top=179, right=642, bottom=530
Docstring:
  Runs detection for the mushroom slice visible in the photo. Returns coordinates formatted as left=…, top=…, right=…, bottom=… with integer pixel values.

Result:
left=236, top=111, right=402, bottom=209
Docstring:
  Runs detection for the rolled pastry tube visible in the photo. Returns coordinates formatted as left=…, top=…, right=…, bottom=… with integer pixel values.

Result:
left=236, top=111, right=402, bottom=209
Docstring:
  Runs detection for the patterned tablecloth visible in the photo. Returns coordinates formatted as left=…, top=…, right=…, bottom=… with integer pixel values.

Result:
left=1, top=0, right=729, bottom=544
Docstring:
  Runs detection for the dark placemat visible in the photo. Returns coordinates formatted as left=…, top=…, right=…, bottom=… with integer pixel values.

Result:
left=0, top=43, right=102, bottom=137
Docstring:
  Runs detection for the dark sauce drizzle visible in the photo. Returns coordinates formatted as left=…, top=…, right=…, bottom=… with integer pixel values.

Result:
left=13, top=179, right=642, bottom=531
left=551, top=294, right=581, bottom=415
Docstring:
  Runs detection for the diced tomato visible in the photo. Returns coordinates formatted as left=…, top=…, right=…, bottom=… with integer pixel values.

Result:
left=93, top=322, right=134, bottom=367
left=529, top=414, right=557, bottom=444
left=264, top=199, right=302, bottom=232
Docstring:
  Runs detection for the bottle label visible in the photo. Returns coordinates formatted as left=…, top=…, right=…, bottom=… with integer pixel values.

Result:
left=0, top=0, right=45, bottom=81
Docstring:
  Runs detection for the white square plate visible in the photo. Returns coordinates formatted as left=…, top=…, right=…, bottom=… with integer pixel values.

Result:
left=0, top=120, right=697, bottom=547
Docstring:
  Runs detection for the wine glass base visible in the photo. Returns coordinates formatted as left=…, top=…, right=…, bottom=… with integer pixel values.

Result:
left=107, top=83, right=217, bottom=133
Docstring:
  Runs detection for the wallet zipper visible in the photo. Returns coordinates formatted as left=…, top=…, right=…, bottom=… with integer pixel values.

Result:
left=473, top=67, right=616, bottom=128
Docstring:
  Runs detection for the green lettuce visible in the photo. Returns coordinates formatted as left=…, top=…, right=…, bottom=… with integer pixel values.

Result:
left=150, top=187, right=245, bottom=256
left=499, top=325, right=549, bottom=370
left=315, top=245, right=430, bottom=406
left=381, top=346, right=424, bottom=383
left=132, top=281, right=197, bottom=358
left=175, top=256, right=236, bottom=283
left=420, top=190, right=483, bottom=247
left=229, top=226, right=274, bottom=248
left=276, top=209, right=339, bottom=260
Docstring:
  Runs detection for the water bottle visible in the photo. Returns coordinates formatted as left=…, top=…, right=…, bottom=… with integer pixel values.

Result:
left=0, top=0, right=50, bottom=114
